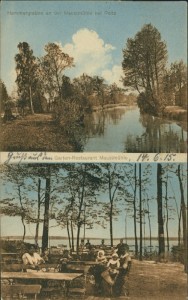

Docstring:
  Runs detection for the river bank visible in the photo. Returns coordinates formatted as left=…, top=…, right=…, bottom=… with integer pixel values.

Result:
left=0, top=104, right=186, bottom=152
left=163, top=105, right=187, bottom=123
left=92, top=102, right=129, bottom=112
left=0, top=113, right=74, bottom=152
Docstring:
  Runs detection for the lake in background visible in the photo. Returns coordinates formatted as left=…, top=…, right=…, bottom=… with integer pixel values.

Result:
left=83, top=106, right=187, bottom=153
left=3, top=236, right=179, bottom=252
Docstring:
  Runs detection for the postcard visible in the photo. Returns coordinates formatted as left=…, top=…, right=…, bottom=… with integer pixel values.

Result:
left=0, top=0, right=187, bottom=153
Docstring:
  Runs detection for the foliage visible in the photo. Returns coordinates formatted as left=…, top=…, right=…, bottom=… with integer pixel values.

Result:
left=40, top=43, right=74, bottom=112
left=15, top=42, right=39, bottom=114
left=1, top=239, right=35, bottom=254
left=171, top=244, right=185, bottom=263
left=162, top=60, right=187, bottom=108
left=0, top=80, right=10, bottom=113
left=122, top=24, right=168, bottom=114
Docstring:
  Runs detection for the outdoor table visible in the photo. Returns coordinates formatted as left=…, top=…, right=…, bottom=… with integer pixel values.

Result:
left=1, top=271, right=83, bottom=296
left=67, top=261, right=100, bottom=265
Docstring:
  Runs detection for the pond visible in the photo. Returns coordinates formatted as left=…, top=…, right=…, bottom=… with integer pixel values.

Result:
left=82, top=106, right=187, bottom=153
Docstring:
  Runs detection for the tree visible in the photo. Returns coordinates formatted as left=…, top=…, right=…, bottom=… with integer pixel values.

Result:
left=139, top=164, right=143, bottom=260
left=92, top=76, right=106, bottom=109
left=41, top=165, right=51, bottom=253
left=102, top=164, right=124, bottom=247
left=176, top=164, right=187, bottom=272
left=0, top=165, right=36, bottom=241
left=15, top=42, right=39, bottom=114
left=157, top=164, right=165, bottom=258
left=72, top=73, right=94, bottom=111
left=123, top=164, right=139, bottom=256
left=0, top=80, right=9, bottom=113
left=108, top=83, right=119, bottom=104
left=56, top=164, right=102, bottom=253
left=170, top=61, right=187, bottom=107
left=40, top=43, right=74, bottom=112
left=122, top=24, right=167, bottom=115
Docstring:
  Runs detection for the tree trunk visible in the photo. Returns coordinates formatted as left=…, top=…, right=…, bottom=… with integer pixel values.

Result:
left=76, top=165, right=86, bottom=253
left=133, top=164, right=138, bottom=256
left=165, top=180, right=169, bottom=252
left=157, top=164, right=165, bottom=258
left=146, top=196, right=152, bottom=253
left=35, top=178, right=41, bottom=246
left=29, top=85, right=34, bottom=114
left=178, top=209, right=182, bottom=246
left=67, top=220, right=71, bottom=250
left=71, top=220, right=74, bottom=252
left=76, top=224, right=81, bottom=254
left=42, top=166, right=51, bottom=253
left=177, top=165, right=187, bottom=273
left=110, top=202, right=113, bottom=247
left=18, top=185, right=26, bottom=241
left=139, top=163, right=142, bottom=261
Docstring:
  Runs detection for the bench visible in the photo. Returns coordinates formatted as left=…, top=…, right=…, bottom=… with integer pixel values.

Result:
left=1, top=284, right=42, bottom=300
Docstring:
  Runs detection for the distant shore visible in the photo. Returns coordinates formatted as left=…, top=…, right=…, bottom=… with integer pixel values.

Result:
left=1, top=236, right=179, bottom=241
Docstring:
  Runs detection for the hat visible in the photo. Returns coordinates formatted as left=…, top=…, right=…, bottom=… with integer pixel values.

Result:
left=112, top=253, right=118, bottom=258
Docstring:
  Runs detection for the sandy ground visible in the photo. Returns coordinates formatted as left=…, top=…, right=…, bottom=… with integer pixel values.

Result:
left=125, top=259, right=187, bottom=300
left=42, top=260, right=187, bottom=299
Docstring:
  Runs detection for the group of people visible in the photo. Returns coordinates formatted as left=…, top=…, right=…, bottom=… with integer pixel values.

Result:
left=93, top=239, right=132, bottom=296
left=21, top=239, right=131, bottom=296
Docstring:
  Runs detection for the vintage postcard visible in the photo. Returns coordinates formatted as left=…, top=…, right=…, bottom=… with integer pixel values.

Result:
left=0, top=1, right=187, bottom=300
left=0, top=1, right=187, bottom=153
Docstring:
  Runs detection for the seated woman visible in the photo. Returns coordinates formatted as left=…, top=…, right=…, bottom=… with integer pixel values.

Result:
left=91, top=250, right=107, bottom=294
left=107, top=253, right=120, bottom=281
left=113, top=249, right=132, bottom=296
left=22, top=246, right=45, bottom=269
left=96, top=250, right=107, bottom=264
left=100, top=253, right=120, bottom=296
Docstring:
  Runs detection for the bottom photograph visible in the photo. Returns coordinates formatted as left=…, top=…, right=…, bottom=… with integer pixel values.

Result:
left=0, top=162, right=187, bottom=300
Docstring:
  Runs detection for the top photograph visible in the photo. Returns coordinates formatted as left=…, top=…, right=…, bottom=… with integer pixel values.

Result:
left=1, top=1, right=187, bottom=153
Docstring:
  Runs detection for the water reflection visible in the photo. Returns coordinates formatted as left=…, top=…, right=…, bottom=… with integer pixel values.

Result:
left=125, top=114, right=187, bottom=153
left=82, top=106, right=187, bottom=153
left=84, top=107, right=126, bottom=138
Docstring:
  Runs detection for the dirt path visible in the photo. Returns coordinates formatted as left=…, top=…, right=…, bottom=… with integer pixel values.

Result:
left=0, top=114, right=74, bottom=151
left=126, top=259, right=187, bottom=299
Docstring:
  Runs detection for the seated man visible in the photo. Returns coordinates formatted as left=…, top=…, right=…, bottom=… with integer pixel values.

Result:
left=22, top=246, right=44, bottom=269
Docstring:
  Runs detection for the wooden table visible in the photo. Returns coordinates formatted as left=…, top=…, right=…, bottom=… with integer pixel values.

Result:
left=67, top=261, right=100, bottom=265
left=2, top=271, right=83, bottom=296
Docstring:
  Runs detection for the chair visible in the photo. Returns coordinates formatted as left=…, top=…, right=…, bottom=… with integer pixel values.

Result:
left=68, top=275, right=86, bottom=299
left=1, top=284, right=42, bottom=300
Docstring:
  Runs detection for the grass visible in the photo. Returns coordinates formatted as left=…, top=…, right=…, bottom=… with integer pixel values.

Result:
left=0, top=113, right=74, bottom=152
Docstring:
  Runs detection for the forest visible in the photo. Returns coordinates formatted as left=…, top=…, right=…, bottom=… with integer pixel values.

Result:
left=0, top=162, right=187, bottom=272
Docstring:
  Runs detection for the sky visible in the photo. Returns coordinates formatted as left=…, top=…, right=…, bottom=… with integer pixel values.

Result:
left=1, top=163, right=187, bottom=247
left=1, top=1, right=187, bottom=95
